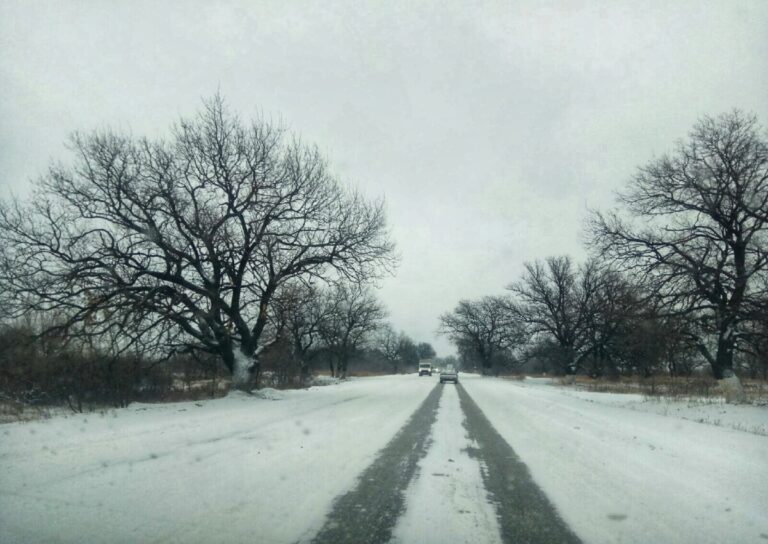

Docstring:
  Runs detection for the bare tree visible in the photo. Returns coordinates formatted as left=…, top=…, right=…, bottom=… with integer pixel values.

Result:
left=0, top=96, right=395, bottom=391
left=506, top=256, right=651, bottom=377
left=439, top=296, right=522, bottom=375
left=318, top=284, right=387, bottom=378
left=589, top=111, right=768, bottom=396
left=372, top=325, right=432, bottom=375
left=396, top=333, right=420, bottom=372
left=374, top=324, right=402, bottom=374
left=580, top=267, right=651, bottom=377
left=507, top=256, right=595, bottom=375
left=270, top=282, right=329, bottom=383
left=416, top=342, right=436, bottom=360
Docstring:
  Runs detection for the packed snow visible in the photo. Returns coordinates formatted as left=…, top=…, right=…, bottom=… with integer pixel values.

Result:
left=0, top=375, right=434, bottom=544
left=391, top=384, right=501, bottom=544
left=462, top=374, right=768, bottom=544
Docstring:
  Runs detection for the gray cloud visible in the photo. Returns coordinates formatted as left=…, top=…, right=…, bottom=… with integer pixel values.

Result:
left=2, top=0, right=767, bottom=354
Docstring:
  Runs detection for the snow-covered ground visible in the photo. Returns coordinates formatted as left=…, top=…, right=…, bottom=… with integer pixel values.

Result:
left=3, top=373, right=767, bottom=544
left=462, top=374, right=768, bottom=544
left=547, top=383, right=768, bottom=436
left=391, top=384, right=501, bottom=544
left=0, top=375, right=434, bottom=544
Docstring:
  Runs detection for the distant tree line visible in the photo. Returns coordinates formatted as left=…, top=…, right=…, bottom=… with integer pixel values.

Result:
left=264, top=280, right=435, bottom=381
left=441, top=111, right=768, bottom=397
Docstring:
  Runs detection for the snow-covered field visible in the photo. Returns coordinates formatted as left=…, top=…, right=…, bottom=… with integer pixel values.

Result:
left=462, top=374, right=768, bottom=544
left=0, top=375, right=434, bottom=544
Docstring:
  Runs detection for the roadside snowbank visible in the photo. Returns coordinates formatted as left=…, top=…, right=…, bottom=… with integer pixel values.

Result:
left=0, top=375, right=434, bottom=544
left=462, top=374, right=768, bottom=544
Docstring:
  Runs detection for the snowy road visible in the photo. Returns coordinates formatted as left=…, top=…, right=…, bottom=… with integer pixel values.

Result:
left=390, top=384, right=503, bottom=544
left=461, top=375, right=768, bottom=544
left=314, top=381, right=578, bottom=544
left=2, top=374, right=767, bottom=543
left=0, top=376, right=435, bottom=544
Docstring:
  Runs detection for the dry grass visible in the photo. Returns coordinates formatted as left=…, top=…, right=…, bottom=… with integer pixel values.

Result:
left=0, top=400, right=58, bottom=424
left=562, top=375, right=768, bottom=404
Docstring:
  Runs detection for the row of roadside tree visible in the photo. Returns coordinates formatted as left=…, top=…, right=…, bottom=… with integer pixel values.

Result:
left=440, top=111, right=768, bottom=400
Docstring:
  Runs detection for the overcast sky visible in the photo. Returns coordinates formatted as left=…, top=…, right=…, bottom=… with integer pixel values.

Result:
left=1, top=1, right=767, bottom=356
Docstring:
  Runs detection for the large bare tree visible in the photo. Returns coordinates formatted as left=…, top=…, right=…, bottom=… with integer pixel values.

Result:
left=0, top=96, right=395, bottom=390
left=589, top=111, right=768, bottom=393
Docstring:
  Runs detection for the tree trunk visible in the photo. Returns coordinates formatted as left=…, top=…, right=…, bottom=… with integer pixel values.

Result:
left=668, top=352, right=677, bottom=377
left=559, top=344, right=577, bottom=375
left=210, top=366, right=218, bottom=398
left=339, top=354, right=349, bottom=379
left=711, top=330, right=735, bottom=380
left=711, top=328, right=746, bottom=403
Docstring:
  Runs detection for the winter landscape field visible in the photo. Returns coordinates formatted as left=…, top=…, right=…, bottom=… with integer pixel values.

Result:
left=2, top=374, right=766, bottom=544
left=2, top=2, right=768, bottom=544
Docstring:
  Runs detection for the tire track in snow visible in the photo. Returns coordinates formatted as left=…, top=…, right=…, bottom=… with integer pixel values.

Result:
left=389, top=384, right=503, bottom=544
left=310, top=382, right=443, bottom=544
left=456, top=383, right=582, bottom=544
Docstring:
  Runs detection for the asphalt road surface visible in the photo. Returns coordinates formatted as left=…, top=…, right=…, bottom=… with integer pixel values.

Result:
left=311, top=378, right=581, bottom=544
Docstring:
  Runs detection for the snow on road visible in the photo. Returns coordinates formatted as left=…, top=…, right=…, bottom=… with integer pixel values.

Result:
left=461, top=374, right=768, bottom=544
left=0, top=375, right=435, bottom=544
left=3, top=373, right=767, bottom=544
left=391, top=384, right=502, bottom=544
